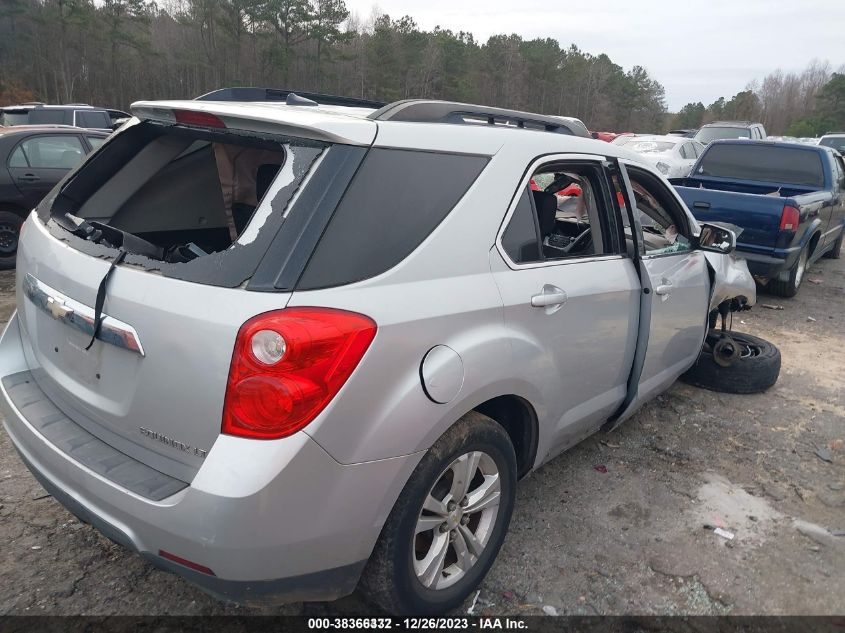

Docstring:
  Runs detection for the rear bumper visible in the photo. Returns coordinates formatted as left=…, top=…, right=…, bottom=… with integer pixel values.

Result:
left=0, top=312, right=422, bottom=605
left=737, top=245, right=800, bottom=281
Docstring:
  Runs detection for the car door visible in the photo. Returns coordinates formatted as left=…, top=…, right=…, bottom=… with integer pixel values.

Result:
left=827, top=154, right=845, bottom=248
left=490, top=154, right=641, bottom=462
left=616, top=160, right=710, bottom=405
left=7, top=134, right=86, bottom=208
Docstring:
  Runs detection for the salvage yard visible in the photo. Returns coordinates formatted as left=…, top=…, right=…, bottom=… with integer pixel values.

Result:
left=0, top=256, right=843, bottom=616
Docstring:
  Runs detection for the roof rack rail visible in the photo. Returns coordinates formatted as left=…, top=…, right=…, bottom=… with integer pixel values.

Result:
left=369, top=100, right=591, bottom=137
left=195, top=87, right=386, bottom=109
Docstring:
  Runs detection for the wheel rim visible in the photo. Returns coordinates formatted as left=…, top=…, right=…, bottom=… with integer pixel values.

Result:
left=413, top=451, right=501, bottom=591
left=0, top=222, right=19, bottom=256
left=795, top=248, right=808, bottom=287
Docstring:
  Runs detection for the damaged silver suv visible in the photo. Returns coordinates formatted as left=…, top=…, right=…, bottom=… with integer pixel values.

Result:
left=0, top=89, right=756, bottom=615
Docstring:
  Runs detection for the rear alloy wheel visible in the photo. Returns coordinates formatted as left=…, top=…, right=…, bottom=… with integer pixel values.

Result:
left=360, top=412, right=516, bottom=615
left=767, top=245, right=807, bottom=298
left=0, top=210, right=23, bottom=270
left=680, top=331, right=781, bottom=394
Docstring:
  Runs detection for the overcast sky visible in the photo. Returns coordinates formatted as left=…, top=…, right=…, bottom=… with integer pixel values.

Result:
left=343, top=0, right=844, bottom=111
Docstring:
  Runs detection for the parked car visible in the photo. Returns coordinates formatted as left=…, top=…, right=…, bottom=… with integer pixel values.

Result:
left=668, top=128, right=698, bottom=138
left=622, top=135, right=706, bottom=178
left=694, top=121, right=767, bottom=145
left=819, top=133, right=845, bottom=153
left=590, top=131, right=619, bottom=142
left=673, top=139, right=845, bottom=296
left=0, top=92, right=758, bottom=615
left=0, top=126, right=108, bottom=268
left=0, top=104, right=128, bottom=132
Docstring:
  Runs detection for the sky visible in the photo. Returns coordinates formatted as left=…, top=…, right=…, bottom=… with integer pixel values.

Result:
left=342, top=0, right=845, bottom=112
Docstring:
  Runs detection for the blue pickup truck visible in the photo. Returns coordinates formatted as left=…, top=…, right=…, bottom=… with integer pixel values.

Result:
left=672, top=140, right=845, bottom=296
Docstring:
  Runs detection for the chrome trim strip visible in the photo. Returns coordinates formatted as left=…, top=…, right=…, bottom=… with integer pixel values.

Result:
left=23, top=273, right=145, bottom=357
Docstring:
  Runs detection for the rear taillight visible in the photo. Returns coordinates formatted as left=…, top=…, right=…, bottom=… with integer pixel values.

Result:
left=173, top=109, right=226, bottom=128
left=779, top=204, right=800, bottom=231
left=222, top=308, right=377, bottom=440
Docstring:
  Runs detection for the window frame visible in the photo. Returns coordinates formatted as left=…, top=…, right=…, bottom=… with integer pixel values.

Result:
left=495, top=153, right=625, bottom=271
left=618, top=159, right=697, bottom=260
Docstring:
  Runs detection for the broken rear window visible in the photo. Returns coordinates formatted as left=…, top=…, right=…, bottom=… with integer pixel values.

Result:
left=39, top=120, right=325, bottom=287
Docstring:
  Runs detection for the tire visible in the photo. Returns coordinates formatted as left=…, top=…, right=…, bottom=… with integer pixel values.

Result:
left=0, top=210, right=23, bottom=270
left=680, top=331, right=781, bottom=394
left=359, top=412, right=517, bottom=615
left=767, top=244, right=808, bottom=298
left=823, top=230, right=843, bottom=259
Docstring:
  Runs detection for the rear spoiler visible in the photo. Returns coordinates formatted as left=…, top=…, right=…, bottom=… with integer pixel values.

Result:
left=196, top=87, right=386, bottom=110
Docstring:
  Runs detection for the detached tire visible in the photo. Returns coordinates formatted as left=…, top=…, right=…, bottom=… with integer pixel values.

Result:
left=360, top=412, right=516, bottom=615
left=680, top=331, right=780, bottom=394
left=0, top=210, right=23, bottom=270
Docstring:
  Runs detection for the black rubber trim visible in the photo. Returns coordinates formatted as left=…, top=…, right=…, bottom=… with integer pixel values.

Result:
left=248, top=144, right=368, bottom=292
left=3, top=371, right=188, bottom=501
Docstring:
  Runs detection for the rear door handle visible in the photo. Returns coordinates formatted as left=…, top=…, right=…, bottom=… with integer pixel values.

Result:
left=531, top=284, right=568, bottom=313
left=18, top=174, right=40, bottom=182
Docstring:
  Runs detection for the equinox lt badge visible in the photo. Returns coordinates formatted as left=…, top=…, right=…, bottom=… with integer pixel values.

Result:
left=139, top=426, right=207, bottom=458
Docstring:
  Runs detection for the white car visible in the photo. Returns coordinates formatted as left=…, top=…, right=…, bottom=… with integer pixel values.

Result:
left=622, top=135, right=706, bottom=178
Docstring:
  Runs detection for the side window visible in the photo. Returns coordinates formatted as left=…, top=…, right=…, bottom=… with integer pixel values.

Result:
left=692, top=142, right=705, bottom=158
left=625, top=165, right=692, bottom=256
left=76, top=110, right=111, bottom=129
left=679, top=144, right=692, bottom=159
left=834, top=156, right=845, bottom=190
left=500, top=161, right=616, bottom=264
left=501, top=189, right=540, bottom=264
left=18, top=135, right=85, bottom=169
left=86, top=136, right=106, bottom=150
left=8, top=146, right=28, bottom=168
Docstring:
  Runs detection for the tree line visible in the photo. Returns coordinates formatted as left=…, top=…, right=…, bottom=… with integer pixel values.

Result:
left=672, top=60, right=845, bottom=136
left=0, top=0, right=668, bottom=131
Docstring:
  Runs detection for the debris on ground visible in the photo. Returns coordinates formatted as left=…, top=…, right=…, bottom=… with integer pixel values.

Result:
left=807, top=278, right=823, bottom=285
left=594, top=465, right=608, bottom=473
left=542, top=605, right=558, bottom=616
left=760, top=303, right=784, bottom=310
left=807, top=316, right=817, bottom=322
left=466, top=590, right=481, bottom=615
left=815, top=448, right=833, bottom=463
left=713, top=527, right=735, bottom=540
left=502, top=590, right=516, bottom=601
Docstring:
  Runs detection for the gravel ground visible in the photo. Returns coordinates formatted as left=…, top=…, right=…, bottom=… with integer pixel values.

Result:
left=0, top=256, right=843, bottom=616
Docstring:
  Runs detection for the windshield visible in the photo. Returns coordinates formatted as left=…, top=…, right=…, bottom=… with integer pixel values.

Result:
left=696, top=126, right=751, bottom=143
left=820, top=136, right=845, bottom=153
left=626, top=140, right=676, bottom=154
left=696, top=144, right=825, bottom=187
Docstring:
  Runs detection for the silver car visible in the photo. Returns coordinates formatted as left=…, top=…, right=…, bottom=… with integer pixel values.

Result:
left=0, top=94, right=755, bottom=614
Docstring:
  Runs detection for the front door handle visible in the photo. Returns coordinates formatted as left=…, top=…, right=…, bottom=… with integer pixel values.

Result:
left=18, top=174, right=40, bottom=182
left=531, top=285, right=568, bottom=313
left=655, top=284, right=673, bottom=296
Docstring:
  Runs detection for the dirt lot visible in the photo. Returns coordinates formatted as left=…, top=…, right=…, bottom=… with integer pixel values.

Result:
left=0, top=256, right=843, bottom=617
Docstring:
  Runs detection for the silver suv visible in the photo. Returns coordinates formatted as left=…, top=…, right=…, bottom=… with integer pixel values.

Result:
left=0, top=90, right=755, bottom=614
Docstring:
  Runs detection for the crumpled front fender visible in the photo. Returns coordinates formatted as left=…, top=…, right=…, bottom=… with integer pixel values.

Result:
left=703, top=251, right=757, bottom=312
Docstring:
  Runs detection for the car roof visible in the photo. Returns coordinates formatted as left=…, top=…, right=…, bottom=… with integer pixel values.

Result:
left=707, top=138, right=827, bottom=152
left=700, top=121, right=760, bottom=128
left=131, top=98, right=653, bottom=165
left=0, top=125, right=107, bottom=137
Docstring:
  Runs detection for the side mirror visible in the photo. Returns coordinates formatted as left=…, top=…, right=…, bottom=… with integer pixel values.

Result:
left=696, top=222, right=736, bottom=254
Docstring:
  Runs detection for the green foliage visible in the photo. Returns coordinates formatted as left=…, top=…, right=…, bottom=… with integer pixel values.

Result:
left=786, top=116, right=834, bottom=137
left=673, top=102, right=705, bottom=129
left=0, top=0, right=667, bottom=131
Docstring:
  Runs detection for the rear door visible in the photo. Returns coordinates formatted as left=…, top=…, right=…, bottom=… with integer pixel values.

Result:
left=617, top=161, right=710, bottom=404
left=8, top=134, right=86, bottom=208
left=490, top=154, right=640, bottom=460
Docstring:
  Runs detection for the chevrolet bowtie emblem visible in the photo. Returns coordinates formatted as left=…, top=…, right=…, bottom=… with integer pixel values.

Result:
left=47, top=296, right=74, bottom=320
